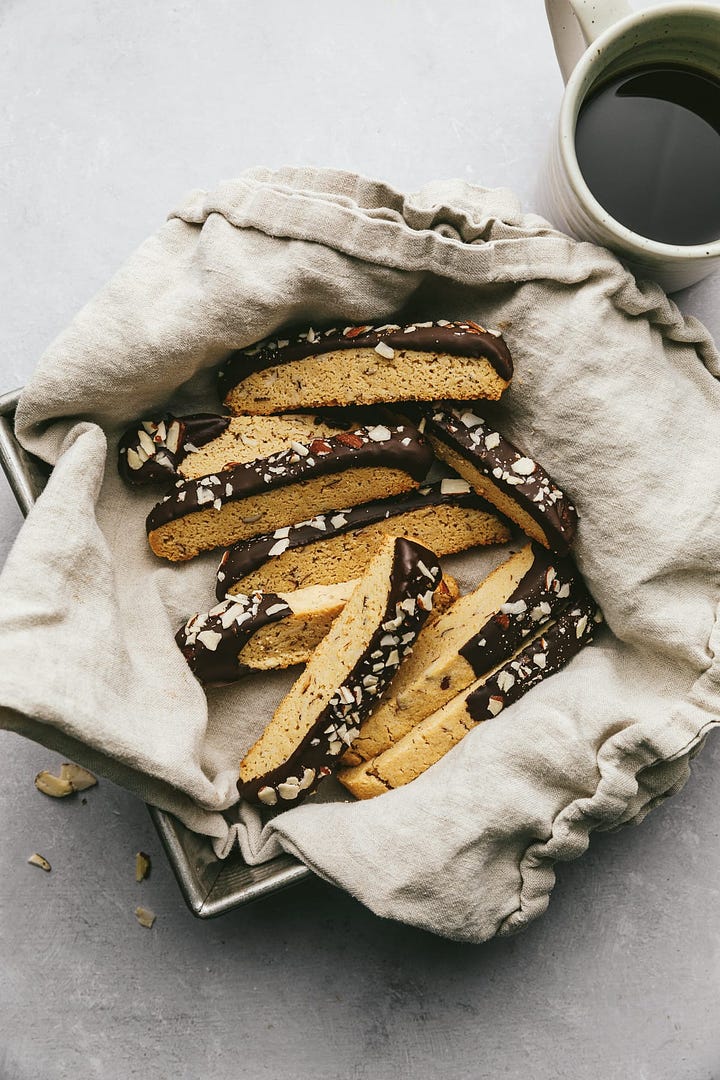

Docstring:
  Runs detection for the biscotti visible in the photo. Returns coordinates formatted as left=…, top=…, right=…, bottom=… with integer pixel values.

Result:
left=216, top=479, right=510, bottom=597
left=218, top=320, right=513, bottom=415
left=118, top=411, right=351, bottom=486
left=118, top=413, right=232, bottom=486
left=419, top=405, right=578, bottom=553
left=146, top=423, right=434, bottom=562
left=176, top=582, right=355, bottom=686
left=342, top=542, right=578, bottom=766
left=177, top=574, right=459, bottom=686
left=337, top=591, right=602, bottom=799
left=237, top=536, right=442, bottom=806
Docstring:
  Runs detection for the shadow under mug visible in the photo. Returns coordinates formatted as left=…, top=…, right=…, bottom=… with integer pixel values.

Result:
left=538, top=0, right=720, bottom=292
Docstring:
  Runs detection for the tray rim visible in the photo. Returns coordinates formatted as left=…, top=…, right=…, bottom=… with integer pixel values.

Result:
left=0, top=387, right=311, bottom=917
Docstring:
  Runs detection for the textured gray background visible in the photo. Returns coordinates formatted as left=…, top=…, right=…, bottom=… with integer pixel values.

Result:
left=1, top=1, right=719, bottom=1077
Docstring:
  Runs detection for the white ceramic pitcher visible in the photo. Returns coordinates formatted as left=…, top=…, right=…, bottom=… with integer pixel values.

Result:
left=539, top=0, right=720, bottom=291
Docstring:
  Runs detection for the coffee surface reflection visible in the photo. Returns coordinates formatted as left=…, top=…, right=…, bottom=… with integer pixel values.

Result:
left=575, top=64, right=720, bottom=246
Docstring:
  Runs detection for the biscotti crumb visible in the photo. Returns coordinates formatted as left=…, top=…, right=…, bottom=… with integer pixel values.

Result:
left=134, top=906, right=156, bottom=929
left=28, top=853, right=51, bottom=872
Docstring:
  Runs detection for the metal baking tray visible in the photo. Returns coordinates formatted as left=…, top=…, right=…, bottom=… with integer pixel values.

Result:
left=0, top=387, right=311, bottom=917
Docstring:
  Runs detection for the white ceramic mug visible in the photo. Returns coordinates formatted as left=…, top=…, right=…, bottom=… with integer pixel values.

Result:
left=538, top=0, right=720, bottom=292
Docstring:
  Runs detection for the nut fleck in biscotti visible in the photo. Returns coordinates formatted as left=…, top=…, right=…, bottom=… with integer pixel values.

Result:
left=337, top=591, right=602, bottom=799
left=237, top=536, right=442, bottom=806
left=145, top=423, right=434, bottom=562
left=420, top=405, right=578, bottom=553
left=218, top=320, right=513, bottom=416
left=342, top=542, right=578, bottom=766
left=118, top=411, right=352, bottom=486
left=177, top=574, right=459, bottom=686
left=216, top=479, right=509, bottom=597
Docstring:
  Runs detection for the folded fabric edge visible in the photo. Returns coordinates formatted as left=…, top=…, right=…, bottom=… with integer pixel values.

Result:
left=260, top=717, right=719, bottom=945
left=256, top=603, right=720, bottom=944
left=498, top=722, right=719, bottom=939
left=0, top=709, right=233, bottom=846
left=169, top=174, right=598, bottom=278
left=624, top=732, right=708, bottom=829
left=168, top=168, right=719, bottom=377
left=496, top=624, right=720, bottom=939
left=171, top=167, right=525, bottom=228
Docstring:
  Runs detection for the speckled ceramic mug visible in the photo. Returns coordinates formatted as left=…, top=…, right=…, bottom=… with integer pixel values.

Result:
left=539, top=0, right=720, bottom=291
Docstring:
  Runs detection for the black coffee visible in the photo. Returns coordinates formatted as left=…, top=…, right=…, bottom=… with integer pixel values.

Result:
left=575, top=64, right=720, bottom=246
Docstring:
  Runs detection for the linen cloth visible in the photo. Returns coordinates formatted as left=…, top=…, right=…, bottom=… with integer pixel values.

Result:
left=1, top=167, right=719, bottom=942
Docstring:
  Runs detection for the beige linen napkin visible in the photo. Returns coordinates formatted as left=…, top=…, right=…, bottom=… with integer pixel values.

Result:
left=1, top=167, right=718, bottom=941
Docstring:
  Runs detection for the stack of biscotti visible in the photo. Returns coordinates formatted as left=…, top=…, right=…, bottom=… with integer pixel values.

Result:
left=237, top=537, right=443, bottom=806
left=117, top=315, right=595, bottom=806
left=177, top=574, right=459, bottom=687
left=338, top=590, right=600, bottom=798
left=128, top=321, right=519, bottom=699
left=215, top=480, right=509, bottom=596
left=119, top=320, right=518, bottom=714
left=138, top=320, right=517, bottom=563
left=337, top=544, right=601, bottom=798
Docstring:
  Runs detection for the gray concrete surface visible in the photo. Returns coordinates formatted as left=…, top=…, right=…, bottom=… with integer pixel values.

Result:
left=1, top=2, right=719, bottom=1077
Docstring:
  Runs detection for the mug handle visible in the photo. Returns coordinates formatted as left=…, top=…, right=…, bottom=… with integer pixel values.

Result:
left=545, top=0, right=632, bottom=83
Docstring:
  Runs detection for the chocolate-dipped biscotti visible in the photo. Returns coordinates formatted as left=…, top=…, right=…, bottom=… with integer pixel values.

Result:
left=119, top=412, right=351, bottom=486
left=338, top=590, right=602, bottom=799
left=177, top=574, right=459, bottom=687
left=146, top=423, right=434, bottom=562
left=237, top=536, right=442, bottom=806
left=216, top=479, right=509, bottom=597
left=419, top=405, right=578, bottom=553
left=176, top=582, right=355, bottom=686
left=218, top=320, right=513, bottom=416
left=342, top=542, right=578, bottom=767
left=118, top=413, right=232, bottom=486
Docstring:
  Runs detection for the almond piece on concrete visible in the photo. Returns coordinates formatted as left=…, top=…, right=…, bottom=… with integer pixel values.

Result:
left=135, top=906, right=156, bottom=929
left=59, top=763, right=98, bottom=792
left=28, top=853, right=51, bottom=872
left=34, top=771, right=74, bottom=798
left=135, top=852, right=151, bottom=882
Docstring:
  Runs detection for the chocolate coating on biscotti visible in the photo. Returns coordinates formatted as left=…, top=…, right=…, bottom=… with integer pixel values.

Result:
left=176, top=593, right=293, bottom=687
left=465, top=590, right=601, bottom=722
left=421, top=405, right=578, bottom=553
left=459, top=544, right=578, bottom=675
left=118, top=413, right=230, bottom=486
left=146, top=423, right=434, bottom=534
left=237, top=537, right=442, bottom=807
left=218, top=320, right=513, bottom=398
left=215, top=479, right=496, bottom=600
